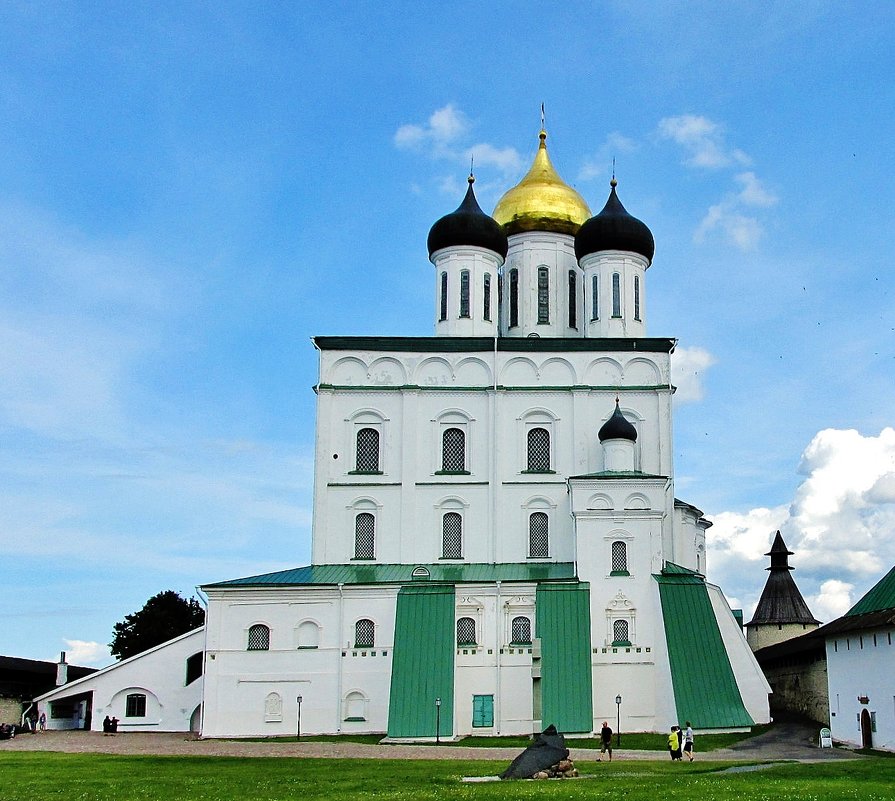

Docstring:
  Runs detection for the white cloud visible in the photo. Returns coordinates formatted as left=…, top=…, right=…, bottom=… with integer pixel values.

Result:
left=464, top=143, right=522, bottom=174
left=62, top=639, right=111, bottom=665
left=695, top=204, right=764, bottom=250
left=810, top=579, right=855, bottom=621
left=657, top=114, right=750, bottom=169
left=734, top=171, right=778, bottom=207
left=707, top=428, right=895, bottom=624
left=671, top=345, right=716, bottom=403
left=394, top=104, right=470, bottom=152
left=578, top=131, right=639, bottom=182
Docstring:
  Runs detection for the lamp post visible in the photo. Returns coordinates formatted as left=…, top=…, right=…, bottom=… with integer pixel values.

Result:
left=435, top=697, right=442, bottom=744
left=296, top=695, right=303, bottom=742
left=615, top=695, right=622, bottom=747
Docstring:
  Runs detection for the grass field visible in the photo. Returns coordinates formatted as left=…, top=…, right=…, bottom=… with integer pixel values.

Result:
left=2, top=753, right=893, bottom=801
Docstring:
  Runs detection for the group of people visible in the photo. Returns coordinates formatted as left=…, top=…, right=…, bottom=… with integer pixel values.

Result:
left=667, top=721, right=695, bottom=761
left=102, top=716, right=120, bottom=734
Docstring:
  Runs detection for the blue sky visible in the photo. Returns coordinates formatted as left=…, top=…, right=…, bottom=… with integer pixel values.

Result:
left=2, top=2, right=894, bottom=666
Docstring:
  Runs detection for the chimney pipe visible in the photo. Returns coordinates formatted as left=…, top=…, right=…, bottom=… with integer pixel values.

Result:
left=56, top=651, right=68, bottom=686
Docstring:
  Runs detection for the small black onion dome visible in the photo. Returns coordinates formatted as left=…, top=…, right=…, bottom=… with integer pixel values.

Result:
left=599, top=401, right=637, bottom=442
left=427, top=175, right=509, bottom=260
left=575, top=179, right=655, bottom=264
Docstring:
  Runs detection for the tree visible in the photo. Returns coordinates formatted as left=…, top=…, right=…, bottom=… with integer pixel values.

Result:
left=110, top=590, right=205, bottom=660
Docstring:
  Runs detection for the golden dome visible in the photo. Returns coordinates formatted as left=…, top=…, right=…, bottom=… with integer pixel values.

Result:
left=493, top=130, right=591, bottom=236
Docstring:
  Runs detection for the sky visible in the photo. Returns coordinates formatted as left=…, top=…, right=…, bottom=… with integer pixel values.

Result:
left=2, top=2, right=894, bottom=667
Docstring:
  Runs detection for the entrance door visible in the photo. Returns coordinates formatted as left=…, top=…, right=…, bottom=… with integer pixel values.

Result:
left=860, top=709, right=872, bottom=749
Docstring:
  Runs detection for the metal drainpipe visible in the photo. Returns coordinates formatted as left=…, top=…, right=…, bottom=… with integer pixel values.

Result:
left=195, top=585, right=209, bottom=738
left=495, top=580, right=501, bottom=734
left=336, top=583, right=344, bottom=733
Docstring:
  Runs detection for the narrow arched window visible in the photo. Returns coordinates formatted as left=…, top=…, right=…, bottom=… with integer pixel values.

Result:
left=568, top=271, right=577, bottom=328
left=527, top=427, right=550, bottom=471
left=634, top=275, right=641, bottom=321
left=354, top=513, right=375, bottom=559
left=591, top=275, right=599, bottom=320
left=247, top=624, right=270, bottom=651
left=511, top=616, right=532, bottom=644
left=439, top=272, right=448, bottom=321
left=442, top=512, right=462, bottom=559
left=509, top=269, right=519, bottom=328
left=459, top=269, right=470, bottom=318
left=457, top=616, right=477, bottom=645
left=355, top=618, right=374, bottom=648
left=441, top=428, right=466, bottom=472
left=355, top=428, right=380, bottom=472
left=612, top=272, right=621, bottom=317
left=483, top=273, right=492, bottom=321
left=613, top=619, right=630, bottom=645
left=611, top=540, right=628, bottom=574
left=537, top=266, right=549, bottom=323
left=529, top=512, right=549, bottom=557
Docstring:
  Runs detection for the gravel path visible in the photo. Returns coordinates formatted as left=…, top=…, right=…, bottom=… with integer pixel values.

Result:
left=2, top=723, right=863, bottom=764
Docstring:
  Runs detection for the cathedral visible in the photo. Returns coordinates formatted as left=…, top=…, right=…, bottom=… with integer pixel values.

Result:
left=199, top=127, right=771, bottom=739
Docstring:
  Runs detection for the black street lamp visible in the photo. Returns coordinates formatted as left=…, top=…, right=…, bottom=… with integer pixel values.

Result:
left=615, top=695, right=622, bottom=746
left=435, top=697, right=442, bottom=744
left=296, top=695, right=303, bottom=741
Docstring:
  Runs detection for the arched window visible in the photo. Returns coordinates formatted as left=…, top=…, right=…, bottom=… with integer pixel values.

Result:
left=568, top=271, right=577, bottom=328
left=125, top=693, right=146, bottom=718
left=354, top=513, right=375, bottom=559
left=511, top=616, right=532, bottom=644
left=611, top=540, right=628, bottom=575
left=441, top=427, right=466, bottom=472
left=439, top=272, right=448, bottom=321
left=483, top=273, right=492, bottom=321
left=247, top=624, right=270, bottom=651
left=355, top=428, right=380, bottom=472
left=457, top=616, right=477, bottom=645
left=591, top=274, right=599, bottom=320
left=509, top=268, right=519, bottom=328
left=612, top=272, right=621, bottom=317
left=355, top=618, right=374, bottom=648
left=344, top=691, right=367, bottom=721
left=529, top=512, right=549, bottom=557
left=633, top=275, right=641, bottom=321
left=537, top=266, right=549, bottom=323
left=613, top=619, right=631, bottom=646
left=297, top=620, right=320, bottom=649
left=459, top=269, right=470, bottom=318
left=442, top=512, right=463, bottom=559
left=527, top=427, right=551, bottom=471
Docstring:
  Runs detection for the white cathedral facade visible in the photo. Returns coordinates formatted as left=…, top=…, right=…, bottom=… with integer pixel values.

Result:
left=199, top=128, right=771, bottom=739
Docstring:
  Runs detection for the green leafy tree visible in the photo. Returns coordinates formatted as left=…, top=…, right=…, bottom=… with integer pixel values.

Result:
left=110, top=590, right=205, bottom=660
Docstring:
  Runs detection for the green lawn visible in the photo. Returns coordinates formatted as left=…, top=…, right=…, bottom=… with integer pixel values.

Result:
left=1, top=753, right=890, bottom=801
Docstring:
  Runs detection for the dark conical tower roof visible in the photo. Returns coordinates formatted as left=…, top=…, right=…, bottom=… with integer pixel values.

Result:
left=746, top=532, right=821, bottom=626
left=427, top=175, right=508, bottom=259
left=574, top=178, right=655, bottom=264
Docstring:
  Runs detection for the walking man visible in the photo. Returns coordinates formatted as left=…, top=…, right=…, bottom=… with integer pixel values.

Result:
left=599, top=720, right=613, bottom=761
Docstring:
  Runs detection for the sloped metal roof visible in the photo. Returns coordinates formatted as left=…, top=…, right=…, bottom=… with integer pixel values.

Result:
left=655, top=565, right=753, bottom=729
left=204, top=562, right=576, bottom=588
left=847, top=564, right=895, bottom=616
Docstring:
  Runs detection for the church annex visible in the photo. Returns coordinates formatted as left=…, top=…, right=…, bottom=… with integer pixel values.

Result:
left=199, top=127, right=770, bottom=739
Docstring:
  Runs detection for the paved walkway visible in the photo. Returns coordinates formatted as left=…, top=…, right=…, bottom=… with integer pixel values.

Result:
left=2, top=719, right=861, bottom=763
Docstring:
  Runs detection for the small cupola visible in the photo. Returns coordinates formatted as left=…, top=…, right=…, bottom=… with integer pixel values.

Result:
left=599, top=399, right=637, bottom=472
left=427, top=175, right=508, bottom=259
left=575, top=178, right=655, bottom=264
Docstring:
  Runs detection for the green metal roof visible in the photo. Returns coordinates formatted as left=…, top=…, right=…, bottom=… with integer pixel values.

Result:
left=536, top=582, right=593, bottom=733
left=387, top=584, right=455, bottom=738
left=203, top=562, right=576, bottom=589
left=655, top=566, right=753, bottom=729
left=847, top=564, right=895, bottom=616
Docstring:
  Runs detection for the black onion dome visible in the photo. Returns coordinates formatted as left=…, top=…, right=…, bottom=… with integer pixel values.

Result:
left=598, top=401, right=637, bottom=442
left=427, top=176, right=508, bottom=259
left=575, top=179, right=655, bottom=264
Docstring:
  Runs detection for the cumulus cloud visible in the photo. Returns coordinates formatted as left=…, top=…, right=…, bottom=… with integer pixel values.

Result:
left=657, top=115, right=750, bottom=169
left=707, top=428, right=895, bottom=624
left=671, top=346, right=716, bottom=403
left=394, top=105, right=521, bottom=189
left=578, top=131, right=639, bottom=182
left=62, top=639, right=111, bottom=665
left=693, top=172, right=778, bottom=251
